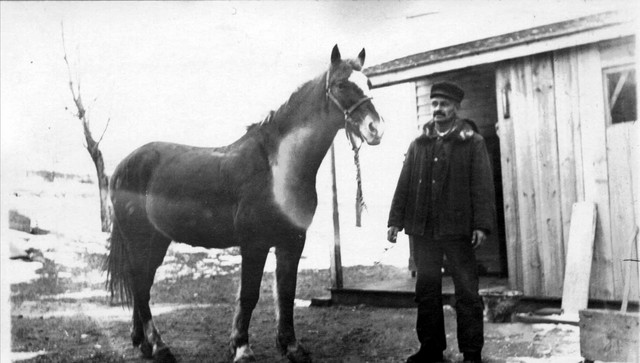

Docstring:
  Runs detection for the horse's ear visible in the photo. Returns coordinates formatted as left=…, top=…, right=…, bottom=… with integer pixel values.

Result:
left=357, top=48, right=366, bottom=67
left=331, top=44, right=341, bottom=65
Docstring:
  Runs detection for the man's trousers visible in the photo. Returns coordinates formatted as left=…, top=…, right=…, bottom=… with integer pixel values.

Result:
left=410, top=234, right=484, bottom=355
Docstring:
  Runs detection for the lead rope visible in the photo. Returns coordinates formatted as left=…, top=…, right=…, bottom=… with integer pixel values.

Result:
left=352, top=143, right=366, bottom=227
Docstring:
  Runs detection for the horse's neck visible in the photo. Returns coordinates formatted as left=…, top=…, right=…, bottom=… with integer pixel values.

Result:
left=269, top=91, right=340, bottom=229
left=273, top=119, right=338, bottom=183
left=269, top=80, right=340, bottom=183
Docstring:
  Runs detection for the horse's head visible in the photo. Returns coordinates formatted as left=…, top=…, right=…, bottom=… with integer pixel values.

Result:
left=326, top=45, right=385, bottom=148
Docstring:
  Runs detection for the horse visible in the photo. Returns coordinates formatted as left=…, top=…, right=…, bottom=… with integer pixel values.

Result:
left=106, top=45, right=384, bottom=362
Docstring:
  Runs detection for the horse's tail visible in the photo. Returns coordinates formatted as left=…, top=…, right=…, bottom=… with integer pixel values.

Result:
left=105, top=213, right=133, bottom=306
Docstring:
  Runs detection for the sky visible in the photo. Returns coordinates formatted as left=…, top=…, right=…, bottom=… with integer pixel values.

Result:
left=1, top=0, right=635, bottom=180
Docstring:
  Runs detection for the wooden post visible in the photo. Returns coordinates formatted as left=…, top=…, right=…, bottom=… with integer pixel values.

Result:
left=330, top=143, right=343, bottom=289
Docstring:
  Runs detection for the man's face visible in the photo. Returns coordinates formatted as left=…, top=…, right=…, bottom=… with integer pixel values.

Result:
left=431, top=96, right=458, bottom=123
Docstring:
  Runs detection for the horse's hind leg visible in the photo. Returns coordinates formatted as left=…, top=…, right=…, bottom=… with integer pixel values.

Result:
left=128, top=230, right=175, bottom=362
left=274, top=237, right=310, bottom=363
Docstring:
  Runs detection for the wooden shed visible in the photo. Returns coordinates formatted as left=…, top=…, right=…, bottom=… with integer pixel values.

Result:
left=357, top=10, right=638, bottom=303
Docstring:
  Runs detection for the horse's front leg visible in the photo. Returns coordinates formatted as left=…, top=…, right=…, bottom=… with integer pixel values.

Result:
left=274, top=236, right=310, bottom=363
left=230, top=245, right=269, bottom=363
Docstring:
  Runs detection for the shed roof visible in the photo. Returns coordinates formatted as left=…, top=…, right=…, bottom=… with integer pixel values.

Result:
left=365, top=10, right=635, bottom=83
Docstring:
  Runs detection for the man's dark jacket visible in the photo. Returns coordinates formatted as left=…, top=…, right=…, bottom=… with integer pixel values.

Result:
left=388, top=118, right=496, bottom=239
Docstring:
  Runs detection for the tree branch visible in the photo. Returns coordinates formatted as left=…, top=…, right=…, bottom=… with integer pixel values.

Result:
left=96, top=117, right=111, bottom=148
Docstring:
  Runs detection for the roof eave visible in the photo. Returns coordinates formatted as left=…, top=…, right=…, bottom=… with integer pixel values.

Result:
left=365, top=10, right=636, bottom=87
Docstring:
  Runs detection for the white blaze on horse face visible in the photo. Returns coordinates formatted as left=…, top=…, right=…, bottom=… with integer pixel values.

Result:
left=272, top=126, right=315, bottom=229
left=348, top=71, right=371, bottom=98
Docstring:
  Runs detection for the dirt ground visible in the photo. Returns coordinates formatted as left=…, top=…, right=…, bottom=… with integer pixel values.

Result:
left=6, top=174, right=585, bottom=363
left=9, top=251, right=584, bottom=363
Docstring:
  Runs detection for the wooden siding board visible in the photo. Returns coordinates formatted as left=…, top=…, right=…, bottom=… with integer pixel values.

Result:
left=531, top=54, right=565, bottom=297
left=496, top=64, right=523, bottom=290
left=553, top=48, right=582, bottom=258
left=511, top=57, right=543, bottom=296
left=577, top=44, right=615, bottom=299
left=607, top=123, right=639, bottom=302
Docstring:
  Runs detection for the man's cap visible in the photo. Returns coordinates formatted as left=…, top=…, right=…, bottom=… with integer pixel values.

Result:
left=430, top=82, right=464, bottom=103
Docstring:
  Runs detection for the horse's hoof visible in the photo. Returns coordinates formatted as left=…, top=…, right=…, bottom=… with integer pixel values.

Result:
left=131, top=329, right=144, bottom=347
left=140, top=341, right=153, bottom=358
left=231, top=344, right=256, bottom=363
left=284, top=344, right=311, bottom=363
left=153, top=346, right=177, bottom=363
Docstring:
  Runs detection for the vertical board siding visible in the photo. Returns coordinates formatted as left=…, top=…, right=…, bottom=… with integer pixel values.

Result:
left=553, top=48, right=583, bottom=258
left=607, top=122, right=639, bottom=301
left=576, top=44, right=616, bottom=299
left=509, top=57, right=543, bottom=295
left=415, top=40, right=637, bottom=301
left=531, top=54, right=565, bottom=297
left=495, top=64, right=523, bottom=290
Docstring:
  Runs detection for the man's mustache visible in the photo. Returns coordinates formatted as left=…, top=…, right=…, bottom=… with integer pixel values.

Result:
left=433, top=112, right=445, bottom=117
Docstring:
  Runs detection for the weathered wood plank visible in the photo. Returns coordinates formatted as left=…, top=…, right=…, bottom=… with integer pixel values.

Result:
left=561, top=202, right=596, bottom=319
left=531, top=53, right=565, bottom=297
left=579, top=309, right=639, bottom=362
left=607, top=122, right=638, bottom=302
left=553, top=48, right=582, bottom=257
left=576, top=44, right=615, bottom=299
left=495, top=63, right=522, bottom=290
left=511, top=56, right=542, bottom=296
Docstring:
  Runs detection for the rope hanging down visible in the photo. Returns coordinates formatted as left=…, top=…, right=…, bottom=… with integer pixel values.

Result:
left=353, top=145, right=367, bottom=227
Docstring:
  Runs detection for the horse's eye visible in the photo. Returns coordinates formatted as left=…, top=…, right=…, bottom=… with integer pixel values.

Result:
left=337, top=82, right=346, bottom=90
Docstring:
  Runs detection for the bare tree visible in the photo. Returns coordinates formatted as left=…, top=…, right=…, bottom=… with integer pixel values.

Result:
left=62, top=24, right=112, bottom=232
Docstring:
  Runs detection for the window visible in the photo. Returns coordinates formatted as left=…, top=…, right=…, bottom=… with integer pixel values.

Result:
left=603, top=65, right=636, bottom=124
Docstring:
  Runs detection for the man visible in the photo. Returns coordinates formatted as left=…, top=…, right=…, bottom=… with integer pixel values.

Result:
left=387, top=82, right=496, bottom=363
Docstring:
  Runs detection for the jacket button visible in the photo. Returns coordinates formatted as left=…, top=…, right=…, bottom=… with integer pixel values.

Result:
left=432, top=180, right=436, bottom=184
left=434, top=157, right=438, bottom=162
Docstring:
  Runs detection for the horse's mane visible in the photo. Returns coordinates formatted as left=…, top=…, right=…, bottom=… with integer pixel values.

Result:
left=244, top=57, right=362, bottom=135
left=245, top=72, right=326, bottom=134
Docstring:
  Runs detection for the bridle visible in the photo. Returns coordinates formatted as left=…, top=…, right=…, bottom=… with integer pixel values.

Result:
left=325, top=69, right=372, bottom=226
left=325, top=70, right=373, bottom=135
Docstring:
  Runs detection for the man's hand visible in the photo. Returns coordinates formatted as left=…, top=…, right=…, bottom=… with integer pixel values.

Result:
left=387, top=226, right=400, bottom=243
left=471, top=229, right=486, bottom=249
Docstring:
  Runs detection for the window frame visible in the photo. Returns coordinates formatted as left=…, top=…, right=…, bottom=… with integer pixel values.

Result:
left=602, top=63, right=637, bottom=126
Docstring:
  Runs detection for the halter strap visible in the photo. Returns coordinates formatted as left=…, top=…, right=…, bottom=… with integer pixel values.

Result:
left=325, top=70, right=373, bottom=123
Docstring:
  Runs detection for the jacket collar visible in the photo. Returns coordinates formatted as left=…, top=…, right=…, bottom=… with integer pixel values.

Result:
left=419, top=118, right=478, bottom=142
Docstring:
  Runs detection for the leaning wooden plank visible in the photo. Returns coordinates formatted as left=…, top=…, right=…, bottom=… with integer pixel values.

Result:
left=608, top=122, right=639, bottom=303
left=561, top=202, right=597, bottom=321
left=621, top=226, right=639, bottom=313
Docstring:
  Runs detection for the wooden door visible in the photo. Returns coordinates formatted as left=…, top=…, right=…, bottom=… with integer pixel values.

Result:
left=496, top=41, right=638, bottom=301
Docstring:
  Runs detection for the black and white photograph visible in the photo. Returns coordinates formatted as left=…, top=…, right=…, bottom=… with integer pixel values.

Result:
left=1, top=1, right=638, bottom=362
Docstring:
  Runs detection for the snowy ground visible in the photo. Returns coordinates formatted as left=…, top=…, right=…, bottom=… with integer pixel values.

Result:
left=3, top=170, right=411, bottom=284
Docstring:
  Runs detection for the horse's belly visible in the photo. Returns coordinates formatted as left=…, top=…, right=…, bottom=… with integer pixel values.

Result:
left=146, top=196, right=236, bottom=248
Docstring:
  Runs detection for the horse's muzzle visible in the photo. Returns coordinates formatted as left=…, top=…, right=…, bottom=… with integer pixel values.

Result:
left=362, top=116, right=384, bottom=145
